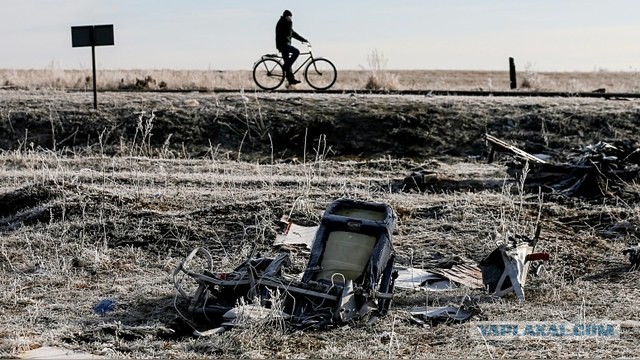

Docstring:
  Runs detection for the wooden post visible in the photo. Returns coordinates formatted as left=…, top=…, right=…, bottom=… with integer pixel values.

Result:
left=509, top=57, right=517, bottom=89
left=91, top=43, right=97, bottom=110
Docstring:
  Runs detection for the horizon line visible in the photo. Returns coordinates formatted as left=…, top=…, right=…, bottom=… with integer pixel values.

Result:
left=2, top=68, right=638, bottom=74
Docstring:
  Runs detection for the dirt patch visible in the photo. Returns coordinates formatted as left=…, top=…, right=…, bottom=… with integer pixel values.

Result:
left=0, top=182, right=61, bottom=218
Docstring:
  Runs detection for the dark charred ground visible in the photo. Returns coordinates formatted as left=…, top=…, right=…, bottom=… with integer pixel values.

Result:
left=2, top=90, right=640, bottom=161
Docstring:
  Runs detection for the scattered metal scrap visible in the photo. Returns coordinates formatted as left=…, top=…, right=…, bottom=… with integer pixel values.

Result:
left=430, top=264, right=484, bottom=289
left=397, top=230, right=549, bottom=326
left=479, top=226, right=549, bottom=302
left=393, top=266, right=448, bottom=290
left=395, top=227, right=548, bottom=304
left=394, top=264, right=483, bottom=291
left=485, top=134, right=547, bottom=165
left=273, top=215, right=317, bottom=250
left=486, top=134, right=640, bottom=199
left=173, top=199, right=397, bottom=332
left=409, top=304, right=478, bottom=325
left=174, top=197, right=551, bottom=333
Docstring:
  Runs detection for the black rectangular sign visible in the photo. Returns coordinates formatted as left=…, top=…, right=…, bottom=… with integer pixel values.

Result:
left=71, top=24, right=114, bottom=47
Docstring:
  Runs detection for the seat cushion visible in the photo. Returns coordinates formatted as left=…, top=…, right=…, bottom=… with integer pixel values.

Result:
left=316, top=231, right=376, bottom=282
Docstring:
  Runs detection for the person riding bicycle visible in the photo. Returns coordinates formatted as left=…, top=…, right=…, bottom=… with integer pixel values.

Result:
left=275, top=10, right=308, bottom=85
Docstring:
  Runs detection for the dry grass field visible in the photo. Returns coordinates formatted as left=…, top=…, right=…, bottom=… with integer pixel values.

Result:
left=1, top=71, right=640, bottom=358
left=3, top=68, right=640, bottom=92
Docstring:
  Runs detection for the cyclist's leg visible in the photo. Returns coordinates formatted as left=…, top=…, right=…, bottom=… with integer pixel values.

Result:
left=279, top=50, right=293, bottom=79
left=288, top=45, right=300, bottom=67
left=280, top=45, right=300, bottom=82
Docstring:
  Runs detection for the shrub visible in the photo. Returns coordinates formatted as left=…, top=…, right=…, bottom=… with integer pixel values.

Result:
left=363, top=49, right=400, bottom=91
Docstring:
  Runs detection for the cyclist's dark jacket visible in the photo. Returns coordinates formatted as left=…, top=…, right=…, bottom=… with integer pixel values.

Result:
left=275, top=16, right=307, bottom=51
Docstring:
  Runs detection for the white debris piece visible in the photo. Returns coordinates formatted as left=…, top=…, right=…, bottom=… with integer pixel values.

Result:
left=393, top=264, right=483, bottom=291
left=393, top=265, right=454, bottom=290
left=274, top=220, right=318, bottom=250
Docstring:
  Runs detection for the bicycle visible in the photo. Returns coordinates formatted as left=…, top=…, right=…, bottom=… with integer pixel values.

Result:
left=253, top=44, right=337, bottom=91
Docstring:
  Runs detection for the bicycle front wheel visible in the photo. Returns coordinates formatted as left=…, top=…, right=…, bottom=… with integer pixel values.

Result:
left=304, top=58, right=337, bottom=90
left=253, top=58, right=285, bottom=90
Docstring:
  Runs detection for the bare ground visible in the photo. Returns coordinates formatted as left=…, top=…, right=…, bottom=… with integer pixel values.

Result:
left=1, top=90, right=640, bottom=358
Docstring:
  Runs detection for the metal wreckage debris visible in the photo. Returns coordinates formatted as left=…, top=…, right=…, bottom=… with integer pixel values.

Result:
left=485, top=134, right=640, bottom=199
left=271, top=213, right=549, bottom=304
left=189, top=135, right=637, bottom=331
left=478, top=225, right=549, bottom=303
left=400, top=135, right=640, bottom=196
left=399, top=227, right=548, bottom=325
left=173, top=198, right=552, bottom=334
left=485, top=134, right=640, bottom=272
left=173, top=199, right=397, bottom=333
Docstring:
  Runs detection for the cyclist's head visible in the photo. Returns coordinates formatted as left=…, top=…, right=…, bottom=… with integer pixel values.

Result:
left=283, top=10, right=292, bottom=18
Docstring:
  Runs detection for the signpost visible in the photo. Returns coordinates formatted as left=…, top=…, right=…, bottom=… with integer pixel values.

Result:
left=509, top=57, right=517, bottom=90
left=71, top=24, right=114, bottom=109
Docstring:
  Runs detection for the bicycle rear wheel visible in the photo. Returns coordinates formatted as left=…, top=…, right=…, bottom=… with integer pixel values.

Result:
left=253, top=58, right=285, bottom=90
left=304, top=58, right=337, bottom=90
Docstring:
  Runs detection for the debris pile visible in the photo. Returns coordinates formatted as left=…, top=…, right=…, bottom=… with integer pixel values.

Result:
left=173, top=198, right=550, bottom=334
left=173, top=199, right=397, bottom=333
left=276, top=221, right=489, bottom=294
left=486, top=134, right=640, bottom=199
left=398, top=231, right=548, bottom=325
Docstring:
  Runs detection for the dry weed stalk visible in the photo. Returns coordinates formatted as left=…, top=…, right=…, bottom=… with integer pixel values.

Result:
left=363, top=49, right=400, bottom=91
left=131, top=111, right=156, bottom=157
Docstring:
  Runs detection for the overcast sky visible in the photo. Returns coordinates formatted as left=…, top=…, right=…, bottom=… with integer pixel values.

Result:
left=2, top=0, right=639, bottom=72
